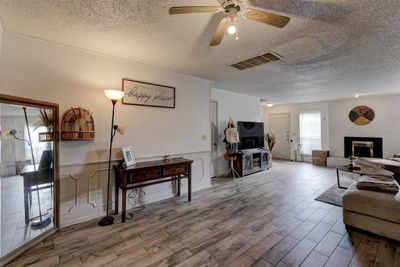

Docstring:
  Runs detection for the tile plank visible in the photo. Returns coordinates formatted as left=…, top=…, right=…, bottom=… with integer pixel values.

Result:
left=325, top=247, right=354, bottom=267
left=281, top=238, right=317, bottom=266
left=300, top=251, right=328, bottom=267
left=349, top=236, right=380, bottom=267
left=314, top=231, right=343, bottom=257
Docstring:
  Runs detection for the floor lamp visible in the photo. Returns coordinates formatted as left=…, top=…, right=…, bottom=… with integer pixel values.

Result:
left=98, top=89, right=125, bottom=226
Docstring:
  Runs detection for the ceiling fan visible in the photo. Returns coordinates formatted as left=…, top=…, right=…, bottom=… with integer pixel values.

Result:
left=169, top=0, right=290, bottom=46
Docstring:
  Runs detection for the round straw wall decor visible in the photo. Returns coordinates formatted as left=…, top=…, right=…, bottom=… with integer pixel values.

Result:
left=349, top=105, right=375, bottom=126
left=61, top=107, right=95, bottom=140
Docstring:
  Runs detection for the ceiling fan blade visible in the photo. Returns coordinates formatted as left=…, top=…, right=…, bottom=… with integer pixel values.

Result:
left=210, top=17, right=229, bottom=46
left=169, top=6, right=222, bottom=15
left=242, top=8, right=290, bottom=28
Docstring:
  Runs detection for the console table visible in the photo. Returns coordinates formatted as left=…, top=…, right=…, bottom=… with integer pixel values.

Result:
left=114, top=158, right=193, bottom=222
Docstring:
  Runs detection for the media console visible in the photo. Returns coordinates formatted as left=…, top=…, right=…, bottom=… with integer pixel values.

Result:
left=234, top=148, right=272, bottom=177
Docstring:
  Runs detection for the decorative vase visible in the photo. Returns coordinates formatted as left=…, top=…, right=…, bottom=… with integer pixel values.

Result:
left=349, top=163, right=354, bottom=169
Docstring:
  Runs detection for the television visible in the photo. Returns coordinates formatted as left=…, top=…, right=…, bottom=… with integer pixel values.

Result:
left=237, top=121, right=265, bottom=150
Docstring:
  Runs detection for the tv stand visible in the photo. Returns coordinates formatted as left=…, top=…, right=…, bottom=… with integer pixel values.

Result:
left=234, top=149, right=271, bottom=177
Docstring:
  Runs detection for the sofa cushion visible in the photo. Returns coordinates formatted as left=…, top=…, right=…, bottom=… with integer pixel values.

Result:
left=342, top=182, right=400, bottom=224
left=356, top=175, right=399, bottom=194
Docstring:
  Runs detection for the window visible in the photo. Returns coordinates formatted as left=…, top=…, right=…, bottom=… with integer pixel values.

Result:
left=24, top=126, right=51, bottom=163
left=299, top=111, right=321, bottom=155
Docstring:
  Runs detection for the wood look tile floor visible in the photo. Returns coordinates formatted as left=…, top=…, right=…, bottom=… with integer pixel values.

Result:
left=7, top=160, right=400, bottom=267
left=1, top=175, right=53, bottom=257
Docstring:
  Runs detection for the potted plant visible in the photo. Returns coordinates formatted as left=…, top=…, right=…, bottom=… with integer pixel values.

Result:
left=264, top=132, right=278, bottom=153
left=348, top=155, right=358, bottom=170
left=35, top=109, right=54, bottom=142
left=295, top=143, right=303, bottom=162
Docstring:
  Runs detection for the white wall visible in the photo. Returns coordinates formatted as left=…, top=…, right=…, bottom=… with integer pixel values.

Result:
left=329, top=95, right=400, bottom=158
left=211, top=88, right=261, bottom=176
left=0, top=32, right=212, bottom=226
left=262, top=94, right=400, bottom=161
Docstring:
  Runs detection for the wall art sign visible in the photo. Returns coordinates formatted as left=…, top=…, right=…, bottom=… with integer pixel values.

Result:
left=349, top=105, right=375, bottom=126
left=122, top=78, right=175, bottom=108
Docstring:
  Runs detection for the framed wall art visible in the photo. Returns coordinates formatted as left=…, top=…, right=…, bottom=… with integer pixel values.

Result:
left=349, top=105, right=375, bottom=126
left=122, top=146, right=136, bottom=167
left=122, top=78, right=175, bottom=108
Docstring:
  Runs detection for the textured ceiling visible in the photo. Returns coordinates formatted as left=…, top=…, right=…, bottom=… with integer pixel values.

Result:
left=0, top=0, right=400, bottom=103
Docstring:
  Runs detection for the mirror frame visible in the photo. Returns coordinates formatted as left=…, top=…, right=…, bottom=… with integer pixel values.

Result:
left=0, top=94, right=59, bottom=265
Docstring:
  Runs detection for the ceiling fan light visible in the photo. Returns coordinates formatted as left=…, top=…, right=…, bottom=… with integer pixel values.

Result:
left=227, top=25, right=237, bottom=35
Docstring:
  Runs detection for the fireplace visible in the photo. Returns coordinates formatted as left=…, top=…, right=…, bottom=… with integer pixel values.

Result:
left=344, top=137, right=383, bottom=158
left=352, top=141, right=373, bottom=158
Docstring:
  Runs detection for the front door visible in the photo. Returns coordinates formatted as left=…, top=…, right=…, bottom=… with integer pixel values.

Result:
left=268, top=113, right=291, bottom=159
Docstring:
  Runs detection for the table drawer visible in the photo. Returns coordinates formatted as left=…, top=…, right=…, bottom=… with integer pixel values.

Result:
left=129, top=169, right=162, bottom=182
left=164, top=166, right=188, bottom=176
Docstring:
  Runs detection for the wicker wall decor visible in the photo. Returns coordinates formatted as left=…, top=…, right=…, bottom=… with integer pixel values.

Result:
left=61, top=107, right=95, bottom=141
left=349, top=105, right=375, bottom=126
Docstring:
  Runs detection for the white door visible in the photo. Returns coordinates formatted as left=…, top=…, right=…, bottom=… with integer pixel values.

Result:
left=268, top=113, right=291, bottom=159
left=210, top=101, right=218, bottom=177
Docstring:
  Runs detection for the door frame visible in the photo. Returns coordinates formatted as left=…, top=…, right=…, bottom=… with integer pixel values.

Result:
left=268, top=112, right=291, bottom=160
left=210, top=100, right=219, bottom=177
left=0, top=94, right=60, bottom=266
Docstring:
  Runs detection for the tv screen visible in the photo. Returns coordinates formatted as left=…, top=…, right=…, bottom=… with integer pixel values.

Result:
left=237, top=121, right=265, bottom=150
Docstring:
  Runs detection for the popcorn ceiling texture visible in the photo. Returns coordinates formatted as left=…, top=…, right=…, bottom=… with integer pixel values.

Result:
left=0, top=0, right=399, bottom=103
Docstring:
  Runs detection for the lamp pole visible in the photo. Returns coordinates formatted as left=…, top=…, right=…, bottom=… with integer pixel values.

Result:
left=99, top=89, right=124, bottom=226
left=99, top=100, right=117, bottom=226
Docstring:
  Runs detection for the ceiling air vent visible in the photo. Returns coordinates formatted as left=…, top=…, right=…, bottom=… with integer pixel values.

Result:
left=230, top=52, right=281, bottom=70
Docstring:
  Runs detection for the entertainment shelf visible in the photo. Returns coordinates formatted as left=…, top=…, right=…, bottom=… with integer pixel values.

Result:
left=234, top=148, right=272, bottom=177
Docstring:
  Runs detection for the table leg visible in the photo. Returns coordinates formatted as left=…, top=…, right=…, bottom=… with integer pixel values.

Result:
left=188, top=165, right=192, bottom=202
left=177, top=176, right=181, bottom=197
left=24, top=188, right=29, bottom=224
left=114, top=173, right=119, bottom=215
left=122, top=188, right=127, bottom=223
left=336, top=168, right=340, bottom=188
left=337, top=168, right=348, bottom=189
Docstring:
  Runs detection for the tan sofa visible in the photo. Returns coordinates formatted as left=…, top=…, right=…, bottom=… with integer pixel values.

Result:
left=342, top=181, right=400, bottom=241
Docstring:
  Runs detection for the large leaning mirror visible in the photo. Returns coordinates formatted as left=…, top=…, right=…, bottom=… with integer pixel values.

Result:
left=0, top=94, right=59, bottom=265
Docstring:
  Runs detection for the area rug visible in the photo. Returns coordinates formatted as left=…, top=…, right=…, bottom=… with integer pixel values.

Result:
left=315, top=185, right=347, bottom=207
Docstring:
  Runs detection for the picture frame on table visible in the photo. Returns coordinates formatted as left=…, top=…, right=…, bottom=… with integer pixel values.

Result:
left=122, top=146, right=136, bottom=167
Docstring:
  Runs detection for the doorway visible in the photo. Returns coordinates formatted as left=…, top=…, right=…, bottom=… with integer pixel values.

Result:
left=210, top=101, right=218, bottom=177
left=268, top=113, right=291, bottom=160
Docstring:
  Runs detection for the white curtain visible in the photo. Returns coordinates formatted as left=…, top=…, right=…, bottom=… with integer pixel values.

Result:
left=299, top=111, right=321, bottom=155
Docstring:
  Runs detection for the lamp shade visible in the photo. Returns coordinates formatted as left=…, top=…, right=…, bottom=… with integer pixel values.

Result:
left=2, top=129, right=16, bottom=139
left=104, top=90, right=125, bottom=101
left=116, top=124, right=127, bottom=135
